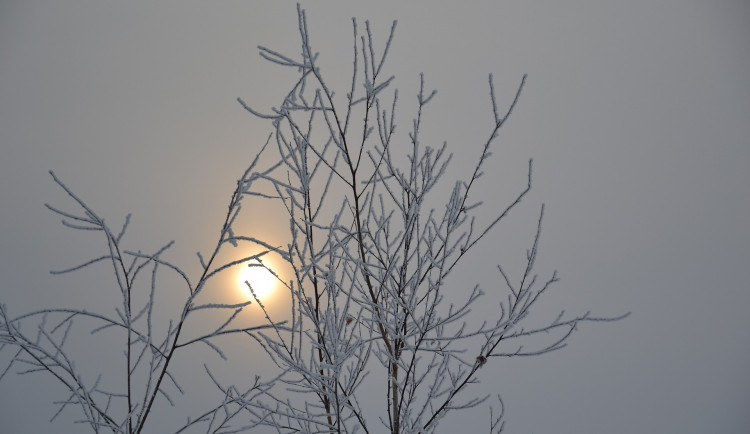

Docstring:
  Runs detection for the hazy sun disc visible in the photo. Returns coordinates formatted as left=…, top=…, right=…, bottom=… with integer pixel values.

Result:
left=237, top=259, right=276, bottom=300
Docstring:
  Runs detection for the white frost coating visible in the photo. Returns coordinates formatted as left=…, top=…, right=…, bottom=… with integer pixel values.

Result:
left=217, top=6, right=626, bottom=434
left=0, top=6, right=628, bottom=434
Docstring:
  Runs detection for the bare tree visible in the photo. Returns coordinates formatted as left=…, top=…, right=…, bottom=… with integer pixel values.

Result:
left=0, top=158, right=285, bottom=433
left=231, top=5, right=628, bottom=434
left=1, top=5, right=627, bottom=434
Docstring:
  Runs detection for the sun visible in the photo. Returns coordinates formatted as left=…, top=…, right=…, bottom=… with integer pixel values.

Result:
left=237, top=259, right=277, bottom=301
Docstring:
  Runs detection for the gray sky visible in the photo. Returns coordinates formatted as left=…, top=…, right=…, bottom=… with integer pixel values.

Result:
left=1, top=1, right=749, bottom=433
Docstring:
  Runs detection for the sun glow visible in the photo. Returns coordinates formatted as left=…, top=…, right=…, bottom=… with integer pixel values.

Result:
left=237, top=259, right=277, bottom=301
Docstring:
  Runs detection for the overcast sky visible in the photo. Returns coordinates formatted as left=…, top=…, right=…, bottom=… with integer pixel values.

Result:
left=1, top=1, right=749, bottom=433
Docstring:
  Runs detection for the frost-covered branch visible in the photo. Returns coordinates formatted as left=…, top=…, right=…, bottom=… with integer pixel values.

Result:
left=1, top=143, right=285, bottom=433
left=1, top=5, right=628, bottom=434
left=232, top=6, right=628, bottom=434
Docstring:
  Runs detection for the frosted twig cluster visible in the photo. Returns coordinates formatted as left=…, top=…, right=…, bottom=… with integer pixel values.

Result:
left=232, top=5, right=628, bottom=434
left=0, top=5, right=628, bottom=433
left=1, top=156, right=285, bottom=433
